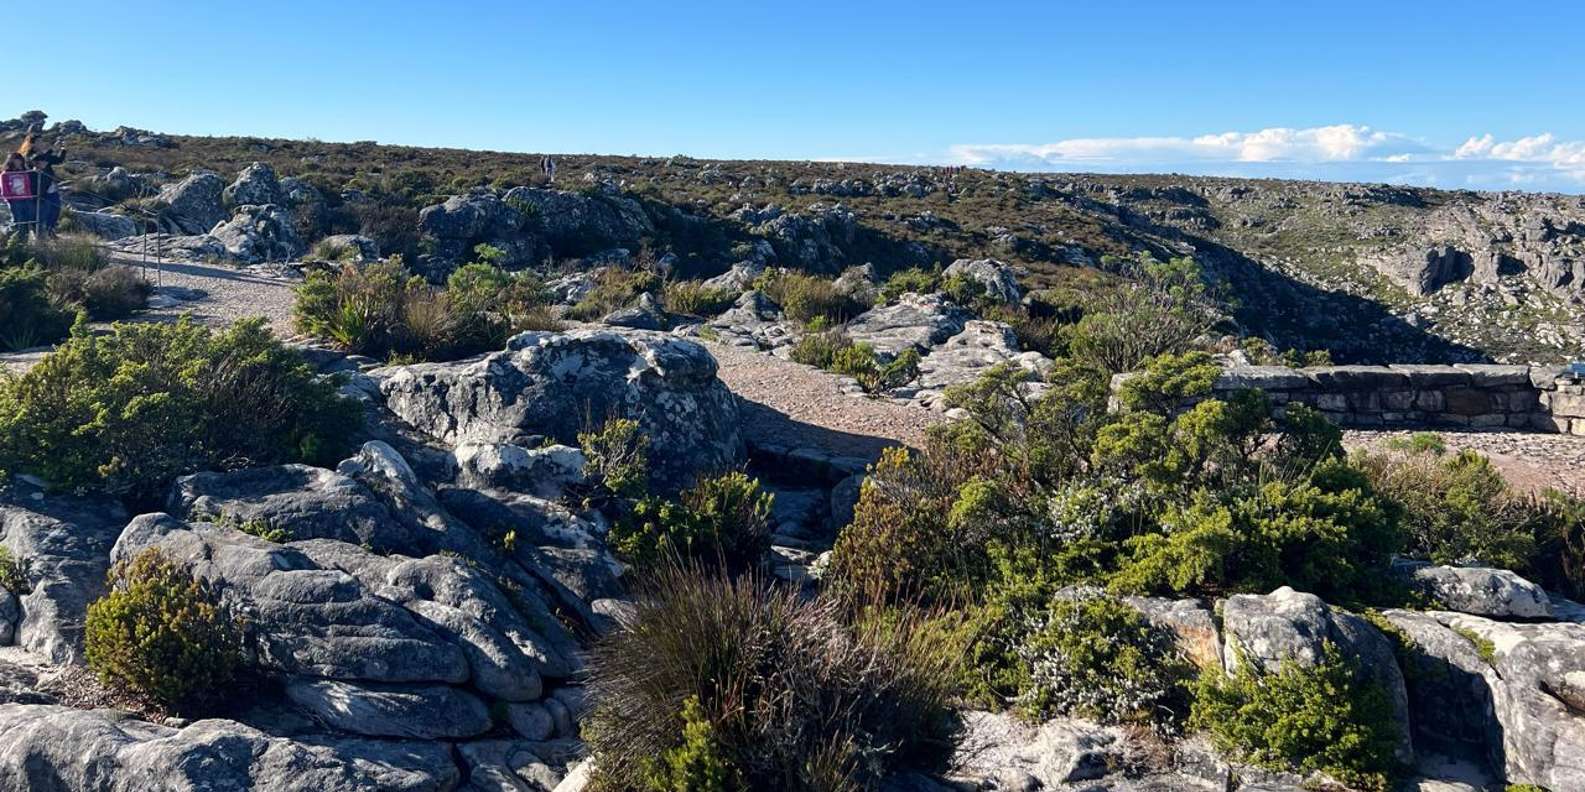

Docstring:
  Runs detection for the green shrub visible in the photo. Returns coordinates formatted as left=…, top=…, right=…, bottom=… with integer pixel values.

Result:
left=662, top=280, right=736, bottom=316
left=1068, top=254, right=1221, bottom=375
left=294, top=257, right=549, bottom=360
left=0, top=267, right=74, bottom=351
left=309, top=237, right=364, bottom=262
left=584, top=568, right=959, bottom=791
left=878, top=267, right=939, bottom=304
left=84, top=548, right=243, bottom=714
left=640, top=695, right=738, bottom=791
left=1384, top=432, right=1447, bottom=455
left=1192, top=643, right=1400, bottom=791
left=828, top=343, right=919, bottom=394
left=0, top=546, right=30, bottom=595
left=609, top=472, right=773, bottom=574
left=1356, top=448, right=1547, bottom=572
left=566, top=268, right=661, bottom=320
left=754, top=270, right=862, bottom=326
left=579, top=417, right=650, bottom=499
left=968, top=588, right=1192, bottom=730
left=789, top=330, right=850, bottom=369
left=0, top=318, right=360, bottom=505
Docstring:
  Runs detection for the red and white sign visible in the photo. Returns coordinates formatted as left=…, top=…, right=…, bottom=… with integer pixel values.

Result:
left=1, top=171, right=33, bottom=200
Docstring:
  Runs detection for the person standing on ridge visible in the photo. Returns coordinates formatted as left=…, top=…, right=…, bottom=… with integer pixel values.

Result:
left=2, top=151, right=38, bottom=239
left=541, top=155, right=557, bottom=184
left=30, top=147, right=64, bottom=237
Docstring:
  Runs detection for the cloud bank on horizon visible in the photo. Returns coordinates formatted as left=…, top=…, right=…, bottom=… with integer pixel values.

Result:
left=947, top=125, right=1585, bottom=193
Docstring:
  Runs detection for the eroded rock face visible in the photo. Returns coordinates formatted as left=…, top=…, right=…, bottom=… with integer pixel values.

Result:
left=1220, top=586, right=1414, bottom=764
left=753, top=203, right=857, bottom=274
left=70, top=209, right=139, bottom=240
left=943, top=258, right=1021, bottom=303
left=379, top=329, right=744, bottom=489
left=416, top=192, right=548, bottom=280
left=1384, top=604, right=1585, bottom=790
left=0, top=484, right=129, bottom=664
left=503, top=187, right=653, bottom=257
left=845, top=293, right=972, bottom=360
left=284, top=679, right=491, bottom=739
left=223, top=162, right=286, bottom=209
left=210, top=204, right=304, bottom=263
left=157, top=172, right=226, bottom=235
left=168, top=464, right=416, bottom=550
left=913, top=320, right=1051, bottom=393
left=0, top=704, right=460, bottom=792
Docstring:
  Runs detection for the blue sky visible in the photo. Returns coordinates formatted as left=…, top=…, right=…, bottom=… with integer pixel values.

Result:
left=10, top=1, right=1585, bottom=191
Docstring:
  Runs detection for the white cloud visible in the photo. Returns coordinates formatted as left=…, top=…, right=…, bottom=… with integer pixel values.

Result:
left=947, top=125, right=1585, bottom=193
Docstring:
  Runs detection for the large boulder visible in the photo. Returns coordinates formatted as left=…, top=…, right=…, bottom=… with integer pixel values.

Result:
left=1220, top=586, right=1414, bottom=764
left=379, top=329, right=744, bottom=489
left=0, top=483, right=129, bottom=664
left=223, top=162, right=287, bottom=209
left=601, top=291, right=667, bottom=330
left=211, top=204, right=304, bottom=263
left=1392, top=560, right=1552, bottom=619
left=943, top=257, right=1022, bottom=303
left=753, top=203, right=857, bottom=274
left=1383, top=603, right=1585, bottom=789
left=845, top=292, right=972, bottom=359
left=157, top=172, right=226, bottom=235
left=503, top=187, right=653, bottom=257
left=416, top=192, right=548, bottom=280
left=0, top=704, right=460, bottom=791
left=111, top=514, right=469, bottom=684
left=913, top=320, right=1049, bottom=392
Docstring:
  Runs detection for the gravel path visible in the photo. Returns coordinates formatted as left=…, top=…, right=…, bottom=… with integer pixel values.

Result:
left=126, top=256, right=298, bottom=335
left=704, top=341, right=944, bottom=458
left=1345, top=429, right=1585, bottom=498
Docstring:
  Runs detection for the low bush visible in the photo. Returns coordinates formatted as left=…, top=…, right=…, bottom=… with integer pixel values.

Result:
left=0, top=318, right=360, bottom=505
left=1192, top=643, right=1400, bottom=791
left=579, top=417, right=650, bottom=499
left=755, top=270, right=863, bottom=326
left=877, top=267, right=939, bottom=304
left=0, top=267, right=74, bottom=351
left=967, top=587, right=1192, bottom=730
left=828, top=344, right=920, bottom=394
left=1356, top=447, right=1549, bottom=572
left=609, top=471, right=773, bottom=574
left=662, top=280, right=736, bottom=316
left=84, top=548, right=243, bottom=714
left=789, top=329, right=850, bottom=369
left=294, top=255, right=553, bottom=359
left=0, top=546, right=29, bottom=595
left=584, top=568, right=959, bottom=791
left=49, top=265, right=150, bottom=320
left=566, top=268, right=662, bottom=320
left=1068, top=254, right=1221, bottom=375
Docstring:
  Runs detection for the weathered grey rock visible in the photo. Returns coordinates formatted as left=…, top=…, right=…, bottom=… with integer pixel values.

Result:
left=0, top=704, right=461, bottom=791
left=601, top=291, right=667, bottom=330
left=457, top=738, right=587, bottom=792
left=157, top=171, right=226, bottom=235
left=453, top=443, right=587, bottom=498
left=845, top=292, right=972, bottom=359
left=546, top=271, right=599, bottom=305
left=285, top=678, right=491, bottom=739
left=754, top=203, right=858, bottom=274
left=379, top=329, right=744, bottom=489
left=211, top=204, right=304, bottom=263
left=0, top=589, right=16, bottom=645
left=1215, top=365, right=1313, bottom=391
left=68, top=209, right=139, bottom=240
left=503, top=187, right=653, bottom=257
left=1221, top=586, right=1413, bottom=764
left=437, top=488, right=605, bottom=552
left=311, top=234, right=379, bottom=263
left=112, top=514, right=469, bottom=684
left=914, top=320, right=1045, bottom=391
left=279, top=176, right=323, bottom=207
left=223, top=162, right=286, bottom=209
left=75, top=166, right=149, bottom=204
left=703, top=260, right=766, bottom=292
left=1392, top=560, right=1552, bottom=619
left=944, top=258, right=1021, bottom=303
left=168, top=464, right=418, bottom=550
left=507, top=702, right=555, bottom=741
left=416, top=192, right=548, bottom=280
left=829, top=473, right=864, bottom=532
left=0, top=484, right=129, bottom=664
left=951, top=711, right=1123, bottom=789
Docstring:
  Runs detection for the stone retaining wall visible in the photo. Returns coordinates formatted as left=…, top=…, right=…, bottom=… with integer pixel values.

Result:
left=1206, top=364, right=1585, bottom=435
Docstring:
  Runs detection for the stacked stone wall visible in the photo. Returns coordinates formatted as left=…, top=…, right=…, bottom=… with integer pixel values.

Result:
left=1198, top=364, right=1585, bottom=434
